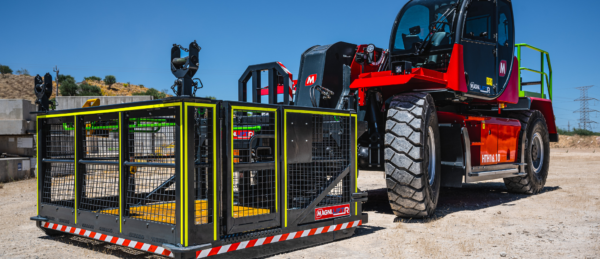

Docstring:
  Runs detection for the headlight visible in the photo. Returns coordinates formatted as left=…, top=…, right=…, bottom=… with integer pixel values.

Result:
left=366, top=44, right=375, bottom=53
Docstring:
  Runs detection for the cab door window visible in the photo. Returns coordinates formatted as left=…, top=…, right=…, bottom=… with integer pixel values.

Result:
left=463, top=0, right=496, bottom=42
left=497, top=0, right=515, bottom=90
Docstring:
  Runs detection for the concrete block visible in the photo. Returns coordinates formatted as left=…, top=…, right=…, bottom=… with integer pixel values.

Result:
left=0, top=157, right=35, bottom=183
left=0, top=119, right=35, bottom=135
left=0, top=135, right=36, bottom=157
left=56, top=96, right=153, bottom=110
left=0, top=99, right=36, bottom=120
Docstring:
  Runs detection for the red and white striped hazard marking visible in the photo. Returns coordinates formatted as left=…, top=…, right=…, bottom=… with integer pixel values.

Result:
left=195, top=220, right=362, bottom=258
left=41, top=222, right=173, bottom=257
left=41, top=219, right=362, bottom=258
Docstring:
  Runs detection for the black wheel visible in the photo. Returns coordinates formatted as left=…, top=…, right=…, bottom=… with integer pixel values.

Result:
left=504, top=110, right=550, bottom=194
left=37, top=222, right=63, bottom=237
left=384, top=93, right=441, bottom=218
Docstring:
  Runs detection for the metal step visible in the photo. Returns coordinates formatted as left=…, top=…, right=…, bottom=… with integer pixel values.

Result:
left=467, top=168, right=526, bottom=183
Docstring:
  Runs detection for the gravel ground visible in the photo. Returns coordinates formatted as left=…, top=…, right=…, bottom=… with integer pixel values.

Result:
left=1, top=148, right=599, bottom=259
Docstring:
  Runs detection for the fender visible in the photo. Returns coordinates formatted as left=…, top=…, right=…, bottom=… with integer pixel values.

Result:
left=530, top=97, right=558, bottom=142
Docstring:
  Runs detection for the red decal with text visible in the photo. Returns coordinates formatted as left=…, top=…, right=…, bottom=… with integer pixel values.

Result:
left=233, top=130, right=254, bottom=140
left=305, top=74, right=317, bottom=86
left=315, top=204, right=350, bottom=220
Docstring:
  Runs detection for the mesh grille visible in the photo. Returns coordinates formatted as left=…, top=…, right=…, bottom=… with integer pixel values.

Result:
left=126, top=167, right=177, bottom=225
left=82, top=118, right=119, bottom=160
left=42, top=122, right=75, bottom=208
left=79, top=164, right=120, bottom=214
left=46, top=123, right=75, bottom=159
left=232, top=109, right=276, bottom=218
left=287, top=115, right=351, bottom=210
left=41, top=163, right=75, bottom=208
left=233, top=169, right=275, bottom=218
left=129, top=115, right=177, bottom=164
left=125, top=113, right=178, bottom=225
left=194, top=107, right=213, bottom=225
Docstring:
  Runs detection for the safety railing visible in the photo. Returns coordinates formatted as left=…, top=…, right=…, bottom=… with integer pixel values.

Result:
left=516, top=43, right=553, bottom=101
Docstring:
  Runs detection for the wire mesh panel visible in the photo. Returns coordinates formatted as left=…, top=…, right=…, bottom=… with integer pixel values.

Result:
left=46, top=123, right=75, bottom=159
left=41, top=122, right=76, bottom=208
left=287, top=115, right=352, bottom=210
left=194, top=107, right=213, bottom=225
left=78, top=117, right=120, bottom=214
left=233, top=169, right=275, bottom=218
left=129, top=115, right=177, bottom=165
left=82, top=118, right=119, bottom=160
left=41, top=163, right=75, bottom=207
left=125, top=167, right=177, bottom=224
left=79, top=164, right=120, bottom=214
left=232, top=108, right=277, bottom=218
left=125, top=112, right=178, bottom=225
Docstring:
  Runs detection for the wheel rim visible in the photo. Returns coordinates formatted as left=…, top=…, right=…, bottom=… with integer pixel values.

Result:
left=427, top=126, right=436, bottom=186
left=531, top=132, right=544, bottom=174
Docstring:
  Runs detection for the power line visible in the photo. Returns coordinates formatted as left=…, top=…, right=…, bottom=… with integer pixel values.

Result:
left=574, top=85, right=599, bottom=131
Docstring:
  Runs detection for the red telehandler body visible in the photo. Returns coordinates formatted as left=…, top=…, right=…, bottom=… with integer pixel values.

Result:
left=253, top=0, right=556, bottom=218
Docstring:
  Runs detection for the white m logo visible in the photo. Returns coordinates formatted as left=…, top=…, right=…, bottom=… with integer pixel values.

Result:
left=305, top=74, right=317, bottom=86
left=499, top=60, right=507, bottom=77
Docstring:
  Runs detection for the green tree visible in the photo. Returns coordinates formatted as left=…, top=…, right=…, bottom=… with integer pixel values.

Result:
left=205, top=96, right=217, bottom=100
left=133, top=88, right=167, bottom=100
left=58, top=74, right=75, bottom=84
left=59, top=78, right=78, bottom=96
left=0, top=65, right=12, bottom=75
left=78, top=83, right=102, bottom=96
left=15, top=68, right=30, bottom=76
left=104, top=75, right=117, bottom=89
left=84, top=76, right=102, bottom=81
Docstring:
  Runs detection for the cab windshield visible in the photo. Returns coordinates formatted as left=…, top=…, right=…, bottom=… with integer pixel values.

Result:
left=392, top=0, right=459, bottom=55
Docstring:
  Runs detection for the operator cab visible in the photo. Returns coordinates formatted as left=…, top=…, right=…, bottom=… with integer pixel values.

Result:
left=388, top=0, right=515, bottom=98
left=390, top=0, right=458, bottom=72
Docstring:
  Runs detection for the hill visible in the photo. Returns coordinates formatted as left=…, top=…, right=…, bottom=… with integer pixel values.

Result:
left=0, top=74, right=167, bottom=102
left=0, top=74, right=36, bottom=102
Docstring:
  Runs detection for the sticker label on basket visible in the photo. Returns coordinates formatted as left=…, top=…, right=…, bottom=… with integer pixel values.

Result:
left=233, top=130, right=255, bottom=140
left=315, top=204, right=350, bottom=220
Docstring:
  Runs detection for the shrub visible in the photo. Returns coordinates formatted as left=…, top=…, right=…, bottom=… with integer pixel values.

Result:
left=84, top=76, right=102, bottom=81
left=59, top=78, right=78, bottom=96
left=16, top=68, right=30, bottom=76
left=78, top=83, right=102, bottom=96
left=0, top=65, right=13, bottom=75
left=205, top=96, right=216, bottom=100
left=104, top=75, right=117, bottom=89
left=573, top=128, right=600, bottom=136
left=123, top=83, right=129, bottom=88
left=139, top=84, right=145, bottom=88
left=558, top=127, right=600, bottom=136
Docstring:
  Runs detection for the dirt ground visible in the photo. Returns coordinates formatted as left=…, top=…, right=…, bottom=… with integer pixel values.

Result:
left=1, top=148, right=599, bottom=259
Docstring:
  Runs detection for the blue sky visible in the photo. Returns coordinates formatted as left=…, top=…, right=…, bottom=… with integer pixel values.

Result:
left=1, top=0, right=599, bottom=131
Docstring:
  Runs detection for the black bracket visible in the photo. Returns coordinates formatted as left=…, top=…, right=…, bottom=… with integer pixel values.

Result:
left=171, top=41, right=201, bottom=97
left=34, top=73, right=53, bottom=112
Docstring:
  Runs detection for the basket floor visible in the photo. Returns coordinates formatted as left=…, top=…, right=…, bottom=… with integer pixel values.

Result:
left=100, top=200, right=270, bottom=224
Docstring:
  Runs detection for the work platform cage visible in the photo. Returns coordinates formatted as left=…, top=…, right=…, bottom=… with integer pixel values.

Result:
left=32, top=97, right=367, bottom=259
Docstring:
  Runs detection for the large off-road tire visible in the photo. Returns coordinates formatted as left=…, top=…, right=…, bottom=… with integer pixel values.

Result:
left=384, top=93, right=441, bottom=218
left=504, top=110, right=550, bottom=194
